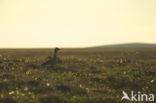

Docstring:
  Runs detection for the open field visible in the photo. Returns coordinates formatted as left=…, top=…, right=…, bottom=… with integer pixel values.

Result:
left=0, top=48, right=156, bottom=103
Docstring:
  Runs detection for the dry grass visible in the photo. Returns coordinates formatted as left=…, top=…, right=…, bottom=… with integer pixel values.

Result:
left=0, top=48, right=155, bottom=103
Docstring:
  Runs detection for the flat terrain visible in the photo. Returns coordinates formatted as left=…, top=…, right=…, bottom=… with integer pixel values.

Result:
left=0, top=48, right=156, bottom=103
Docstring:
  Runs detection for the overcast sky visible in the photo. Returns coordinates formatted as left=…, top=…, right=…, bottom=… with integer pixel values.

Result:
left=0, top=0, right=156, bottom=48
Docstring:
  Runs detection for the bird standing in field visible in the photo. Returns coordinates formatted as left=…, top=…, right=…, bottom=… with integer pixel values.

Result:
left=42, top=47, right=61, bottom=67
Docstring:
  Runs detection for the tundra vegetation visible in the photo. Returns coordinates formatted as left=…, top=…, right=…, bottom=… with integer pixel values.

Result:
left=0, top=48, right=155, bottom=103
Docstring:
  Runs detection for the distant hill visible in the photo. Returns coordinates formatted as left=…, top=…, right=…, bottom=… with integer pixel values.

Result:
left=92, top=43, right=156, bottom=48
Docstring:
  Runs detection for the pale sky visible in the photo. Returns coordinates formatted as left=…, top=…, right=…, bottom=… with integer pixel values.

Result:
left=0, top=0, right=156, bottom=48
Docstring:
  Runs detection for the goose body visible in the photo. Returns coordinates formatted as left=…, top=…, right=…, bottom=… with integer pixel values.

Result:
left=42, top=47, right=60, bottom=67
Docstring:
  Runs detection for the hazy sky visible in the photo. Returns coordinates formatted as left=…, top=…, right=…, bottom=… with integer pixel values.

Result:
left=0, top=0, right=156, bottom=48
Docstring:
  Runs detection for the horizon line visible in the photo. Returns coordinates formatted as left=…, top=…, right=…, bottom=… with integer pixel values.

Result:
left=0, top=42, right=156, bottom=49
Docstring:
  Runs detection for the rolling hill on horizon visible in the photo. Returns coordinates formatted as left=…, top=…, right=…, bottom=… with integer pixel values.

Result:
left=92, top=43, right=156, bottom=48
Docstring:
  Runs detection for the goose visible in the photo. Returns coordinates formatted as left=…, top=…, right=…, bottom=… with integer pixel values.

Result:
left=42, top=47, right=61, bottom=67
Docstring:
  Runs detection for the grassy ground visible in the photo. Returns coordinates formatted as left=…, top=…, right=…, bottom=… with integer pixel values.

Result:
left=0, top=48, right=155, bottom=103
